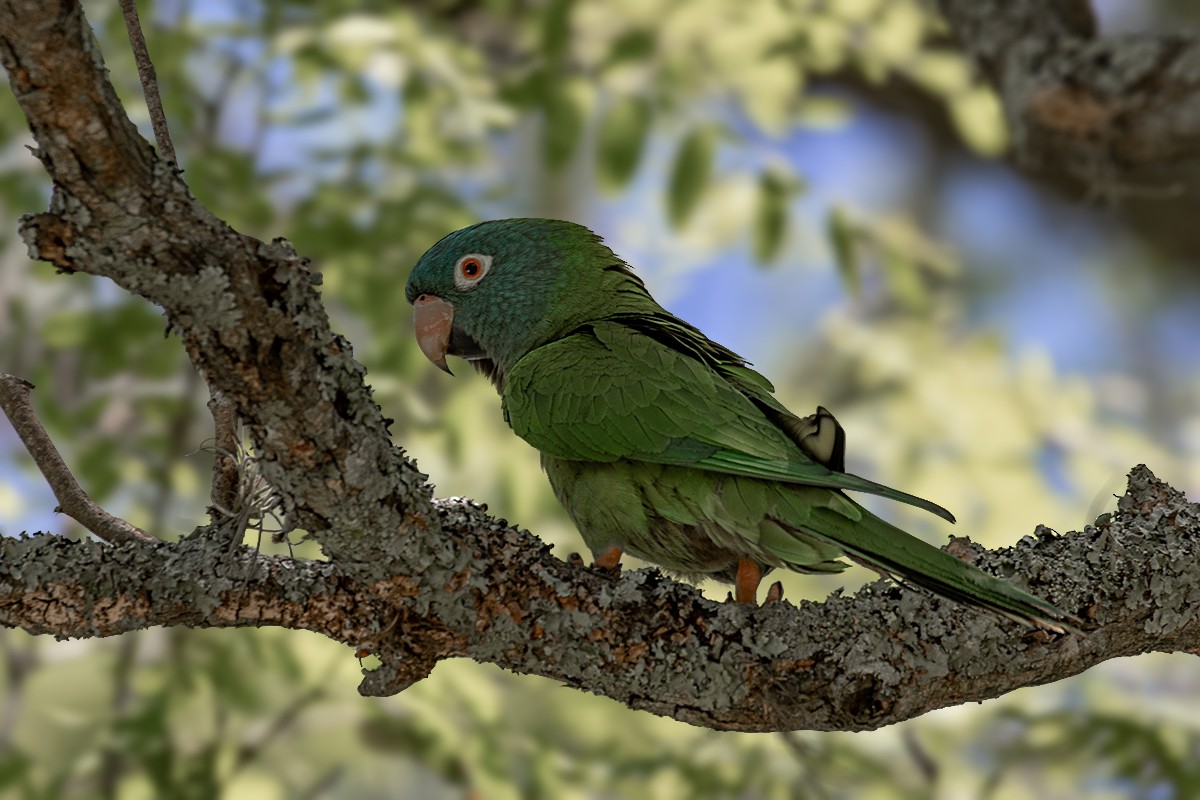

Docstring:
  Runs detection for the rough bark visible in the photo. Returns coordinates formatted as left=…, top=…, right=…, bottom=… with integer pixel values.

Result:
left=2, top=468, right=1199, bottom=733
left=2, top=0, right=1199, bottom=734
left=939, top=0, right=1200, bottom=180
left=0, top=0, right=437, bottom=579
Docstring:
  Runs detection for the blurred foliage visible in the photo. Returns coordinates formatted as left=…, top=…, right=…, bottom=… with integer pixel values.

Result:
left=1, top=0, right=1199, bottom=798
left=981, top=708, right=1200, bottom=798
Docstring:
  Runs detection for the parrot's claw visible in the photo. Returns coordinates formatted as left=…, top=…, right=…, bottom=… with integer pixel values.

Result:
left=765, top=581, right=784, bottom=605
left=567, top=552, right=586, bottom=568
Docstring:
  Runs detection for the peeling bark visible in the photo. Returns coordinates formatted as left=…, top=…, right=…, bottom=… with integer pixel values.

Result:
left=1, top=0, right=1199, bottom=734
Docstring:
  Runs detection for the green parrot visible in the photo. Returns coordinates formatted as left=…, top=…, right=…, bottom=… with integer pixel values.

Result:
left=405, top=218, right=1072, bottom=628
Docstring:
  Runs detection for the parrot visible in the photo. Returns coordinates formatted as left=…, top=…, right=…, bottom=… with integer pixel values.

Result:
left=405, top=217, right=1073, bottom=629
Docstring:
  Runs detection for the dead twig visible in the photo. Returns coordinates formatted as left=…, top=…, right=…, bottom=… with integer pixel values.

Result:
left=118, top=0, right=176, bottom=165
left=0, top=373, right=155, bottom=544
left=207, top=387, right=240, bottom=520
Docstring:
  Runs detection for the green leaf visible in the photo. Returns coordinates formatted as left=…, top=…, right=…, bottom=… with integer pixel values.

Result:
left=950, top=86, right=1008, bottom=156
left=339, top=74, right=372, bottom=105
left=499, top=69, right=542, bottom=108
left=596, top=96, right=652, bottom=192
left=0, top=750, right=30, bottom=789
left=540, top=0, right=573, bottom=65
left=40, top=310, right=92, bottom=348
left=359, top=713, right=470, bottom=785
left=827, top=205, right=860, bottom=297
left=666, top=126, right=716, bottom=229
left=116, top=691, right=175, bottom=790
left=604, top=29, right=655, bottom=68
left=42, top=303, right=180, bottom=380
left=752, top=166, right=802, bottom=263
left=542, top=81, right=587, bottom=170
left=880, top=248, right=929, bottom=312
left=204, top=637, right=267, bottom=712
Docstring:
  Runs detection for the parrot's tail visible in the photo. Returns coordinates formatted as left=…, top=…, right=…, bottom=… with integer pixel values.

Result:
left=799, top=507, right=1078, bottom=632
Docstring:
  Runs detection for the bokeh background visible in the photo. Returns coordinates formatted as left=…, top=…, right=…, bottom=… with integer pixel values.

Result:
left=3, top=0, right=1200, bottom=797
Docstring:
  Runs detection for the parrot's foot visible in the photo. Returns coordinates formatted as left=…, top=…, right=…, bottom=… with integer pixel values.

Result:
left=735, top=558, right=762, bottom=604
left=593, top=545, right=624, bottom=571
left=765, top=581, right=784, bottom=605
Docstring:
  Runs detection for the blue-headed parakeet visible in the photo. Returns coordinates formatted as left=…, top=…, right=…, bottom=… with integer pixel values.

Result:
left=405, top=218, right=1071, bottom=629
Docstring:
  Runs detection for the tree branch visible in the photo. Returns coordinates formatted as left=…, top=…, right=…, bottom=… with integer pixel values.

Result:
left=0, top=532, right=383, bottom=642
left=0, top=374, right=155, bottom=544
left=3, top=0, right=1199, bottom=735
left=206, top=387, right=241, bottom=520
left=118, top=0, right=176, bottom=165
left=938, top=0, right=1200, bottom=182
left=0, top=0, right=436, bottom=579
left=0, top=467, right=1198, bottom=732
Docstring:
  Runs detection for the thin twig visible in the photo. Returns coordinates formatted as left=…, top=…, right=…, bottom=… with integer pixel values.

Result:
left=208, top=387, right=240, bottom=519
left=0, top=373, right=155, bottom=544
left=777, top=732, right=833, bottom=800
left=297, top=767, right=345, bottom=800
left=118, top=0, right=177, bottom=165
left=230, top=684, right=326, bottom=774
left=903, top=727, right=940, bottom=786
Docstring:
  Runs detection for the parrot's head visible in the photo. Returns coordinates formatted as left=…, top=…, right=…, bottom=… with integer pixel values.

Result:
left=405, top=218, right=648, bottom=385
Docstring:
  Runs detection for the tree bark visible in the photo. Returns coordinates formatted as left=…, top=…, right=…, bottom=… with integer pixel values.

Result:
left=0, top=0, right=437, bottom=579
left=2, top=0, right=1198, bottom=734
left=2, top=467, right=1199, bottom=733
left=939, top=0, right=1200, bottom=180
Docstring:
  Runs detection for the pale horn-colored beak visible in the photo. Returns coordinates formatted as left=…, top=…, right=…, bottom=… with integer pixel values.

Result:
left=412, top=294, right=456, bottom=374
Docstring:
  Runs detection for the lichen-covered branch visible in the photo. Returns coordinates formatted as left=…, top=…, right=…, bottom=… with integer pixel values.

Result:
left=938, top=0, right=1200, bottom=179
left=2, top=0, right=1200, bottom=735
left=0, top=534, right=378, bottom=642
left=0, top=0, right=435, bottom=579
left=298, top=468, right=1200, bottom=731
left=0, top=468, right=1198, bottom=732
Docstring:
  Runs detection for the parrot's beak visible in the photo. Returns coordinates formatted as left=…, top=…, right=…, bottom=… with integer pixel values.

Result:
left=412, top=294, right=456, bottom=374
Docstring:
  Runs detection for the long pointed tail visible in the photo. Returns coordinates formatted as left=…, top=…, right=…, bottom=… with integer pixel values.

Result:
left=800, top=507, right=1077, bottom=632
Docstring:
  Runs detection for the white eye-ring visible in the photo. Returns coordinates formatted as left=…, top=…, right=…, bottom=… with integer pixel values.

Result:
left=454, top=253, right=492, bottom=290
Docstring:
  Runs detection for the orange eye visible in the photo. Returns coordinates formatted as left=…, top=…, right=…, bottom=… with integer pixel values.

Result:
left=453, top=253, right=492, bottom=290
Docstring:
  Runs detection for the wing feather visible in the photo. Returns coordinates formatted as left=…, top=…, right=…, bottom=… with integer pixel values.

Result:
left=502, top=321, right=954, bottom=523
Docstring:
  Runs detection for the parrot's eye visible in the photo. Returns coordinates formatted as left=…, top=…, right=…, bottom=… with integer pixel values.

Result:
left=454, top=253, right=492, bottom=290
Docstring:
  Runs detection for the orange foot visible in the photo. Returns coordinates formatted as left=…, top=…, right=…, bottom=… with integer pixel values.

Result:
left=593, top=545, right=623, bottom=571
left=735, top=557, right=762, bottom=604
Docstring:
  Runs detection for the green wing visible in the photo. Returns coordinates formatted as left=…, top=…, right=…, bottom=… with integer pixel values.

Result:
left=502, top=321, right=954, bottom=523
left=605, top=311, right=847, bottom=470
